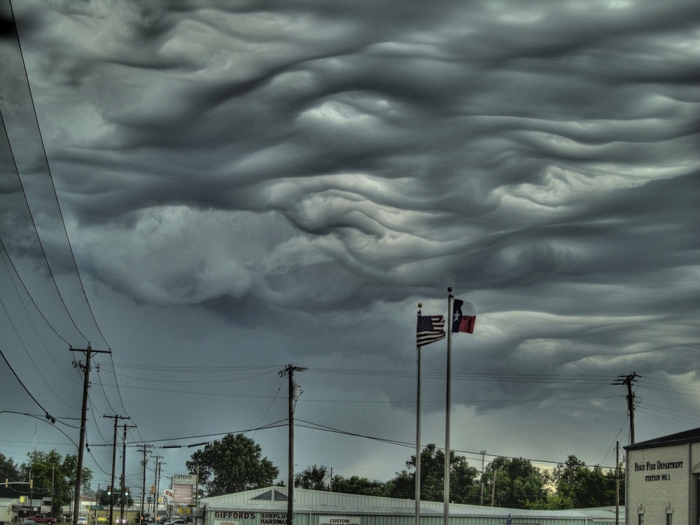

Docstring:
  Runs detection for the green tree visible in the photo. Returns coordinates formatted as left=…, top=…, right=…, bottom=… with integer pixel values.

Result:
left=551, top=455, right=621, bottom=508
left=295, top=465, right=328, bottom=490
left=61, top=454, right=93, bottom=494
left=19, top=450, right=92, bottom=517
left=186, top=433, right=278, bottom=497
left=386, top=444, right=480, bottom=504
left=525, top=493, right=574, bottom=510
left=0, top=453, right=21, bottom=498
left=293, top=466, right=387, bottom=496
left=331, top=475, right=386, bottom=497
left=485, top=457, right=550, bottom=509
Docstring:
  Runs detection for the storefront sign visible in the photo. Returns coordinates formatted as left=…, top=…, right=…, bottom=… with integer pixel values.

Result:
left=319, top=516, right=361, bottom=525
left=634, top=460, right=683, bottom=481
left=173, top=474, right=197, bottom=485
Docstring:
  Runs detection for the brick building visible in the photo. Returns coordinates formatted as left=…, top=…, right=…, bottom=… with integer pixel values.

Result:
left=625, top=428, right=700, bottom=525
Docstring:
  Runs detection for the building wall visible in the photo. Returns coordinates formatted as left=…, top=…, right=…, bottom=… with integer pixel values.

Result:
left=202, top=488, right=623, bottom=525
left=627, top=443, right=690, bottom=525
left=205, top=507, right=619, bottom=525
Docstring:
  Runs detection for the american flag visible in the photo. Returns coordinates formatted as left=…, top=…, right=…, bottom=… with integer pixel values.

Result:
left=416, top=315, right=446, bottom=347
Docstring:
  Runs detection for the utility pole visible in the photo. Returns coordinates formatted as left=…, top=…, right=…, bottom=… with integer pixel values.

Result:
left=152, top=456, right=163, bottom=519
left=121, top=423, right=137, bottom=525
left=480, top=450, right=486, bottom=506
left=278, top=364, right=306, bottom=525
left=138, top=445, right=152, bottom=523
left=195, top=464, right=200, bottom=508
left=104, top=415, right=129, bottom=525
left=615, top=441, right=620, bottom=525
left=71, top=344, right=111, bottom=525
left=612, top=372, right=640, bottom=444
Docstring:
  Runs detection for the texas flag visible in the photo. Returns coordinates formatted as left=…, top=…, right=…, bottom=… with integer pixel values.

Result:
left=452, top=299, right=476, bottom=334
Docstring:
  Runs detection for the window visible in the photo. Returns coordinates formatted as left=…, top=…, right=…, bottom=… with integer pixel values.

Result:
left=638, top=513, right=644, bottom=525
left=666, top=514, right=672, bottom=525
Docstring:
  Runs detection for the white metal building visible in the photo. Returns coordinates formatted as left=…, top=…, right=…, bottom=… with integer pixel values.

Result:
left=200, top=487, right=623, bottom=525
left=0, top=498, right=18, bottom=525
left=625, top=427, right=700, bottom=525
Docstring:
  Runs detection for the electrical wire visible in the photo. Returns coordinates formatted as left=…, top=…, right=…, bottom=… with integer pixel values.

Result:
left=0, top=237, right=71, bottom=348
left=9, top=0, right=110, bottom=350
left=0, top=409, right=77, bottom=447
left=0, top=296, right=78, bottom=411
left=0, top=110, right=89, bottom=345
left=3, top=4, right=131, bottom=433
left=0, top=349, right=59, bottom=421
left=252, top=376, right=286, bottom=441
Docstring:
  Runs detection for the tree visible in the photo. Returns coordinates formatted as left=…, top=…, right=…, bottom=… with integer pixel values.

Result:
left=186, top=433, right=278, bottom=497
left=550, top=455, right=621, bottom=508
left=0, top=453, right=21, bottom=499
left=525, top=493, right=574, bottom=510
left=60, top=453, right=92, bottom=494
left=331, top=475, right=386, bottom=497
left=386, top=444, right=480, bottom=504
left=293, top=466, right=387, bottom=496
left=295, top=465, right=328, bottom=490
left=19, top=450, right=92, bottom=517
left=485, top=457, right=549, bottom=509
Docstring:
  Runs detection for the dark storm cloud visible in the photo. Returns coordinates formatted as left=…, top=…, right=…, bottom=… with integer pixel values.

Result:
left=1, top=0, right=699, bottom=478
left=8, top=0, right=694, bottom=345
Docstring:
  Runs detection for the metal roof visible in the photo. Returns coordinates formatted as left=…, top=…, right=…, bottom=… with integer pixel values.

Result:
left=625, top=426, right=700, bottom=450
left=202, top=487, right=624, bottom=520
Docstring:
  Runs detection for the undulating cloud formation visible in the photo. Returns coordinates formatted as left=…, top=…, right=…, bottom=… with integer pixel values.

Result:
left=1, top=0, right=698, bottom=487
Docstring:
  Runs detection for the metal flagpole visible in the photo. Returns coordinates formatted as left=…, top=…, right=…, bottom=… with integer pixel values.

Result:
left=444, top=289, right=454, bottom=525
left=415, top=305, right=422, bottom=525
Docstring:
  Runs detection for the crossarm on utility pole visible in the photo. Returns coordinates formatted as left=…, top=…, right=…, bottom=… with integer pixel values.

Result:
left=278, top=364, right=307, bottom=525
left=70, top=345, right=111, bottom=525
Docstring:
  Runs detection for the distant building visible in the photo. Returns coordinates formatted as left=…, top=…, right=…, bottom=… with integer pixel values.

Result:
left=0, top=498, right=18, bottom=525
left=199, top=487, right=623, bottom=525
left=625, top=427, right=700, bottom=525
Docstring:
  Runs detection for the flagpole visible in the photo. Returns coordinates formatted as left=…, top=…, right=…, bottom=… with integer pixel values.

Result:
left=444, top=288, right=453, bottom=525
left=415, top=305, right=422, bottom=525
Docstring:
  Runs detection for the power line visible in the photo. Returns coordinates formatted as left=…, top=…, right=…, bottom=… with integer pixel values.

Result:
left=0, top=296, right=78, bottom=412
left=0, top=350, right=57, bottom=423
left=0, top=238, right=71, bottom=348
left=8, top=0, right=110, bottom=350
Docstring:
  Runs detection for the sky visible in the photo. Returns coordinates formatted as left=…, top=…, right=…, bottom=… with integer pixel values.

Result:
left=1, top=0, right=699, bottom=501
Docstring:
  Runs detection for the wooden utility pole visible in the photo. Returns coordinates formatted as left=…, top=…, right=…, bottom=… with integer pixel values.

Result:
left=138, top=445, right=152, bottom=523
left=480, top=451, right=486, bottom=506
left=615, top=441, right=620, bottom=525
left=120, top=423, right=136, bottom=524
left=153, top=456, right=163, bottom=519
left=278, top=364, right=306, bottom=525
left=490, top=468, right=498, bottom=507
left=70, top=344, right=110, bottom=525
left=104, top=415, right=129, bottom=525
left=612, top=372, right=640, bottom=444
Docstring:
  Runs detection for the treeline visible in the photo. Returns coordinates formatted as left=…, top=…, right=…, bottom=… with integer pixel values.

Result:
left=293, top=445, right=624, bottom=510
left=2, top=433, right=622, bottom=513
left=0, top=450, right=92, bottom=516
left=185, top=434, right=622, bottom=510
